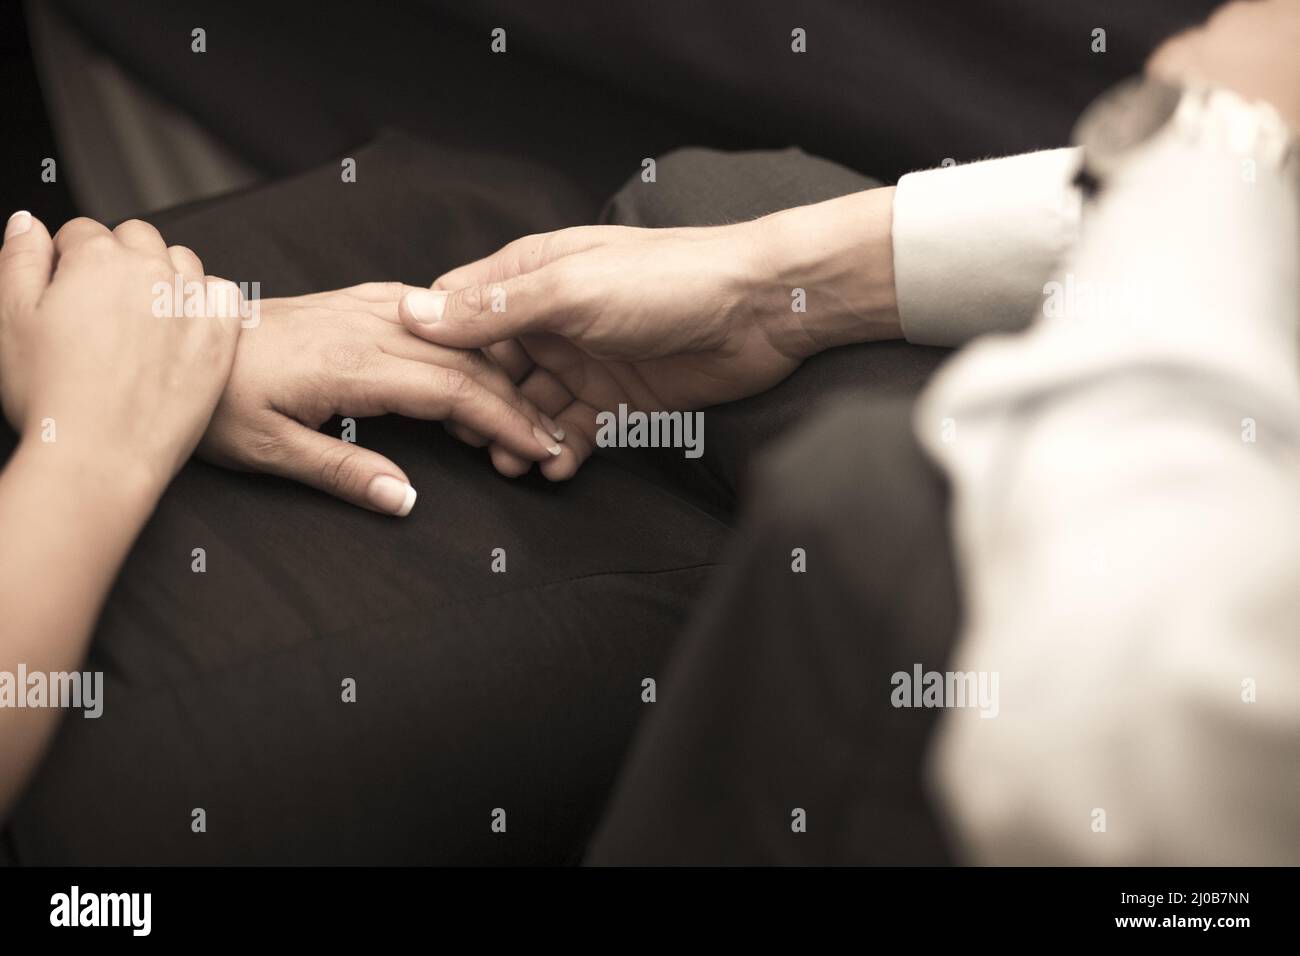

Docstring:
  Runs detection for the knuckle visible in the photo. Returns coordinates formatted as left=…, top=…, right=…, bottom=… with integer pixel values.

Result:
left=55, top=217, right=102, bottom=246
left=0, top=244, right=36, bottom=272
left=74, top=234, right=117, bottom=259
left=439, top=367, right=477, bottom=402
left=169, top=243, right=204, bottom=272
left=115, top=218, right=162, bottom=243
left=539, top=226, right=588, bottom=261
left=342, top=280, right=408, bottom=304
left=454, top=347, right=491, bottom=374
left=531, top=230, right=563, bottom=265
left=316, top=292, right=354, bottom=311
left=241, top=420, right=288, bottom=467
left=375, top=280, right=407, bottom=301
left=455, top=283, right=487, bottom=315
left=319, top=446, right=365, bottom=490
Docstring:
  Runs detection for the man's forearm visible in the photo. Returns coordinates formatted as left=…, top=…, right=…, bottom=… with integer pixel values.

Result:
left=752, top=185, right=902, bottom=354
left=749, top=147, right=1086, bottom=358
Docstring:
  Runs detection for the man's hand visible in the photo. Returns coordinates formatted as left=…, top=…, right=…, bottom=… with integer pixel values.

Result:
left=398, top=187, right=900, bottom=478
left=199, top=282, right=566, bottom=515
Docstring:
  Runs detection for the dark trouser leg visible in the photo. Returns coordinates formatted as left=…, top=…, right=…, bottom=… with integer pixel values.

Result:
left=587, top=398, right=961, bottom=864
left=601, top=146, right=881, bottom=226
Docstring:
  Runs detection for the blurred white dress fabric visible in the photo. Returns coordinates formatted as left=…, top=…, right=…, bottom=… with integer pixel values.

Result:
left=915, top=97, right=1300, bottom=863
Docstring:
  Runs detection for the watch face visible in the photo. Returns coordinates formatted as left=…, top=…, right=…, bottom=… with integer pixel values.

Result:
left=1074, top=77, right=1183, bottom=178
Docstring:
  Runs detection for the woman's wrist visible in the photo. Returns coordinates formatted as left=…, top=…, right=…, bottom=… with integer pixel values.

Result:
left=747, top=186, right=902, bottom=355
left=11, top=432, right=167, bottom=529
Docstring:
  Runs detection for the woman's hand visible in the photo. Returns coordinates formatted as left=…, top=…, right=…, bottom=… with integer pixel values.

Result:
left=0, top=213, right=240, bottom=493
left=0, top=211, right=240, bottom=821
left=197, top=282, right=567, bottom=515
left=397, top=187, right=900, bottom=479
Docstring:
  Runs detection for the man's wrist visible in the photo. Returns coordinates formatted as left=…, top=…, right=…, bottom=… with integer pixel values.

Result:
left=748, top=186, right=902, bottom=356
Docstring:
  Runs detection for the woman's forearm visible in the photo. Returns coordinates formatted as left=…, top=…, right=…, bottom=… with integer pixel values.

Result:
left=0, top=437, right=161, bottom=819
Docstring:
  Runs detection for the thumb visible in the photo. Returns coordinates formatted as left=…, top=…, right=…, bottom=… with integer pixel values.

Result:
left=399, top=268, right=562, bottom=349
left=431, top=225, right=612, bottom=291
left=266, top=421, right=418, bottom=517
left=0, top=211, right=55, bottom=315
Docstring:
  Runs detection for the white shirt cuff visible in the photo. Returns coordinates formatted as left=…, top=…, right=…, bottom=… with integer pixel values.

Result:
left=891, top=148, right=1083, bottom=347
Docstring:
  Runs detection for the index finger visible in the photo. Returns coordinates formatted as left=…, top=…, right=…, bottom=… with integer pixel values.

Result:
left=372, top=355, right=563, bottom=462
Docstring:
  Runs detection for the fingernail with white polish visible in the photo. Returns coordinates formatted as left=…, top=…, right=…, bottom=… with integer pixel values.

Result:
left=533, top=426, right=563, bottom=457
left=368, top=475, right=418, bottom=516
left=4, top=211, right=31, bottom=240
left=541, top=414, right=565, bottom=441
left=405, top=289, right=447, bottom=323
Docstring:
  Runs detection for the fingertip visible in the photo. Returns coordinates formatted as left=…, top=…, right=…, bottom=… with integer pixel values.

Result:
left=490, top=444, right=533, bottom=477
left=398, top=290, right=416, bottom=323
left=397, top=290, right=421, bottom=330
left=4, top=211, right=32, bottom=242
left=539, top=448, right=581, bottom=482
left=401, top=288, right=448, bottom=327
left=0, top=212, right=54, bottom=309
left=362, top=460, right=415, bottom=516
left=3, top=211, right=52, bottom=248
left=367, top=474, right=418, bottom=517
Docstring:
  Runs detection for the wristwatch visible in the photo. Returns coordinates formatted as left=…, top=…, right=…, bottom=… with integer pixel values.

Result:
left=1072, top=76, right=1297, bottom=197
